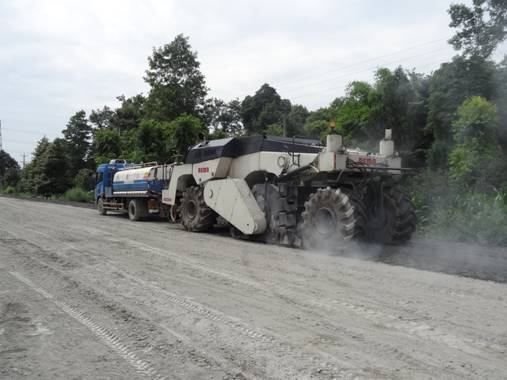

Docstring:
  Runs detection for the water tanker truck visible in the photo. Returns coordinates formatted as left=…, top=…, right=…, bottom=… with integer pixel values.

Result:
left=94, top=160, right=170, bottom=220
left=95, top=129, right=416, bottom=249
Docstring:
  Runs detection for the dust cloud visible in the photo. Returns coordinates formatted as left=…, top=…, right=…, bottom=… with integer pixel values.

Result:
left=314, top=238, right=507, bottom=283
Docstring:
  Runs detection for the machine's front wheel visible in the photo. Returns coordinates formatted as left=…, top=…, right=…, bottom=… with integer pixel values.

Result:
left=180, top=186, right=216, bottom=232
left=97, top=198, right=107, bottom=216
left=299, top=188, right=355, bottom=250
left=128, top=199, right=146, bottom=221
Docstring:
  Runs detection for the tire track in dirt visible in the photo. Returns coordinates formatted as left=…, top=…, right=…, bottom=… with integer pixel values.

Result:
left=9, top=271, right=167, bottom=380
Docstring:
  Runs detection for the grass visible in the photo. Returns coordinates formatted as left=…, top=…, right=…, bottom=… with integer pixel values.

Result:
left=60, top=186, right=94, bottom=203
left=0, top=186, right=94, bottom=203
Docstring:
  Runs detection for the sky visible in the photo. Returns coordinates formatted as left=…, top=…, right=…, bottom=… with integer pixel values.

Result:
left=0, top=0, right=488, bottom=164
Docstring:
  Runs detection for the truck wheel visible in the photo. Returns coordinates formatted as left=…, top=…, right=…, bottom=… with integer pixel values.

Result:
left=365, top=186, right=416, bottom=244
left=299, top=188, right=355, bottom=250
left=97, top=198, right=107, bottom=216
left=180, top=186, right=216, bottom=232
left=128, top=199, right=147, bottom=221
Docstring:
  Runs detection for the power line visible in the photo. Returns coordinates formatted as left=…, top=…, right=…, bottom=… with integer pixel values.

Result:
left=3, top=127, right=57, bottom=136
left=4, top=138, right=43, bottom=145
left=279, top=46, right=449, bottom=96
left=289, top=57, right=446, bottom=102
left=274, top=38, right=448, bottom=88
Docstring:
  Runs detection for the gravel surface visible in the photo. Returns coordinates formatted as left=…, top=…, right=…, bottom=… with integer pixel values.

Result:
left=0, top=196, right=506, bottom=379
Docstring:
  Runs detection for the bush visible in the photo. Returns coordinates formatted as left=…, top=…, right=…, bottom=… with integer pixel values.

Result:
left=409, top=170, right=507, bottom=246
left=2, top=186, right=17, bottom=194
left=61, top=186, right=93, bottom=203
left=74, top=168, right=95, bottom=190
left=428, top=192, right=507, bottom=246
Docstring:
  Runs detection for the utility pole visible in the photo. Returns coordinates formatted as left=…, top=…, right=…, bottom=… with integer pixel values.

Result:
left=0, top=119, right=3, bottom=152
left=22, top=153, right=26, bottom=169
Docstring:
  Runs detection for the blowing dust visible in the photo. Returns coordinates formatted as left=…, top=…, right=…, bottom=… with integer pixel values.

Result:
left=311, top=238, right=507, bottom=283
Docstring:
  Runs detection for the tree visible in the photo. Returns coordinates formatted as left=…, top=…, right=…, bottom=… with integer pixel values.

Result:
left=449, top=96, right=502, bottom=190
left=265, top=124, right=283, bottom=136
left=111, top=95, right=146, bottom=132
left=335, top=80, right=381, bottom=146
left=144, top=35, right=207, bottom=121
left=449, top=0, right=507, bottom=58
left=92, top=128, right=122, bottom=164
left=89, top=106, right=114, bottom=129
left=201, top=98, right=243, bottom=136
left=134, top=119, right=172, bottom=163
left=62, top=110, right=92, bottom=178
left=304, top=98, right=343, bottom=141
left=74, top=168, right=95, bottom=190
left=167, top=114, right=206, bottom=160
left=29, top=138, right=71, bottom=196
left=494, top=57, right=507, bottom=152
left=0, top=150, right=20, bottom=188
left=304, top=108, right=333, bottom=141
left=285, top=104, right=309, bottom=137
left=240, top=83, right=291, bottom=135
left=426, top=55, right=496, bottom=168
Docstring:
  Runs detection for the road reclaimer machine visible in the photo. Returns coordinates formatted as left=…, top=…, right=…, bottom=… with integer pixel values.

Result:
left=160, top=128, right=416, bottom=249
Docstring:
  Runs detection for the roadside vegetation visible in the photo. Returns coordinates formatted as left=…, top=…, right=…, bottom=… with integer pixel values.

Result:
left=1, top=0, right=506, bottom=244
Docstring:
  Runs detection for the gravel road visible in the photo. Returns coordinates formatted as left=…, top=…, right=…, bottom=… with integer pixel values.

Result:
left=1, top=196, right=506, bottom=379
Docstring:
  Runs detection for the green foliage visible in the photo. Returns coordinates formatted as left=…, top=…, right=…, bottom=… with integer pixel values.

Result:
left=134, top=119, right=172, bottom=163
left=449, top=96, right=501, bottom=189
left=426, top=55, right=496, bottom=168
left=201, top=98, right=243, bottom=136
left=74, top=168, right=95, bottom=190
left=62, top=110, right=92, bottom=177
left=2, top=186, right=16, bottom=194
left=0, top=150, right=21, bottom=188
left=429, top=192, right=507, bottom=246
left=409, top=170, right=507, bottom=246
left=265, top=124, right=283, bottom=136
left=167, top=114, right=206, bottom=160
left=26, top=137, right=71, bottom=196
left=144, top=34, right=207, bottom=121
left=61, top=186, right=93, bottom=203
left=93, top=128, right=122, bottom=164
left=240, top=83, right=292, bottom=135
left=449, top=0, right=507, bottom=58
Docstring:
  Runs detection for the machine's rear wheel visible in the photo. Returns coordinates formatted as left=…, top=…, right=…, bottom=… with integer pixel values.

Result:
left=128, top=199, right=146, bottom=221
left=180, top=186, right=216, bottom=232
left=342, top=189, right=368, bottom=240
left=299, top=188, right=355, bottom=250
left=390, top=186, right=417, bottom=243
left=366, top=186, right=416, bottom=244
left=97, top=198, right=107, bottom=216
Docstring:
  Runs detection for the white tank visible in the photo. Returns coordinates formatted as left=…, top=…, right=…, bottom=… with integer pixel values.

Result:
left=326, top=134, right=342, bottom=153
left=113, top=166, right=157, bottom=184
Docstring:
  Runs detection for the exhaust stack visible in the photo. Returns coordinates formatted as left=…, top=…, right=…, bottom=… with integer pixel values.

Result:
left=379, top=129, right=394, bottom=156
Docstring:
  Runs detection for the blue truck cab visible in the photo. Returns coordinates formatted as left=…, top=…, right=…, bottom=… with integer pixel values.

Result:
left=95, top=160, right=129, bottom=201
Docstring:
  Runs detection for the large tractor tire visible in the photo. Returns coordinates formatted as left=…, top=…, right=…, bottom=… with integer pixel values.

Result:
left=180, top=186, right=216, bottom=232
left=366, top=186, right=416, bottom=244
left=342, top=189, right=368, bottom=240
left=299, top=188, right=355, bottom=250
left=128, top=199, right=147, bottom=221
left=97, top=198, right=107, bottom=216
